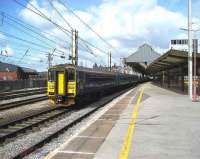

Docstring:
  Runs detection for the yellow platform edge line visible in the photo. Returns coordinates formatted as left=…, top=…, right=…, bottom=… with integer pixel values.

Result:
left=119, top=87, right=144, bottom=159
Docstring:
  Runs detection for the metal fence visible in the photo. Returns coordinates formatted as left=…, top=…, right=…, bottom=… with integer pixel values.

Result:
left=0, top=79, right=47, bottom=92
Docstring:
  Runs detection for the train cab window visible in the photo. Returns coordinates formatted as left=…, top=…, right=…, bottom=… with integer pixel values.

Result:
left=48, top=70, right=55, bottom=81
left=68, top=69, right=75, bottom=81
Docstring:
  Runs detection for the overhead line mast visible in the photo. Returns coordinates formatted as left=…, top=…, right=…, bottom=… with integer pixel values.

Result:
left=71, top=30, right=78, bottom=66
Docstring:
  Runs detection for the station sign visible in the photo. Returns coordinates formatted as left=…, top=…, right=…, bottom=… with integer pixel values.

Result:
left=170, top=39, right=198, bottom=53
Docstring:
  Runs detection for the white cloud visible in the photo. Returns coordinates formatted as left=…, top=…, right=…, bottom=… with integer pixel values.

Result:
left=19, top=0, right=52, bottom=29
left=1, top=45, right=14, bottom=56
left=19, top=0, right=199, bottom=66
left=5, top=46, right=14, bottom=55
left=0, top=33, right=14, bottom=56
left=154, top=46, right=168, bottom=55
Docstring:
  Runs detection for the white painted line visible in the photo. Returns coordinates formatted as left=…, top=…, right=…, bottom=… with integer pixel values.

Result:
left=97, top=118, right=116, bottom=122
left=57, top=150, right=95, bottom=155
left=76, top=135, right=105, bottom=139
left=102, top=114, right=120, bottom=116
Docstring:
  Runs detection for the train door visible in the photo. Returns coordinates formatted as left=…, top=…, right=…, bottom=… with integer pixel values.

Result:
left=56, top=70, right=67, bottom=103
left=57, top=72, right=65, bottom=95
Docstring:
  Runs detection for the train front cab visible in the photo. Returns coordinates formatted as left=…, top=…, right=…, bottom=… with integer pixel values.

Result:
left=47, top=66, right=76, bottom=106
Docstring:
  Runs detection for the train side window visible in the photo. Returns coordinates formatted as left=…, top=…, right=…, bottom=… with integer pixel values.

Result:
left=68, top=69, right=75, bottom=81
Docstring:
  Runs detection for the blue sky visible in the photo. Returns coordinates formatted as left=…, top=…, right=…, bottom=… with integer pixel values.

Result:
left=0, top=0, right=199, bottom=71
left=158, top=0, right=186, bottom=14
left=0, top=0, right=102, bottom=13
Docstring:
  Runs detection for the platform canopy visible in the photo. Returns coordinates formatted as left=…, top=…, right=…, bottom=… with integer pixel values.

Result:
left=146, top=49, right=200, bottom=74
left=124, top=43, right=160, bottom=74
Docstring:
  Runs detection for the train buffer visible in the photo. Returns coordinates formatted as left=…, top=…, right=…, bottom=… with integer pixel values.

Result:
left=45, top=82, right=200, bottom=159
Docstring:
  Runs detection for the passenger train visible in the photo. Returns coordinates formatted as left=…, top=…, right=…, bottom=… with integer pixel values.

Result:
left=47, top=64, right=141, bottom=106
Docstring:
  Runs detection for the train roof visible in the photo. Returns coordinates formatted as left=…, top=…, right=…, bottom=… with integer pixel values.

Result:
left=49, top=64, right=134, bottom=76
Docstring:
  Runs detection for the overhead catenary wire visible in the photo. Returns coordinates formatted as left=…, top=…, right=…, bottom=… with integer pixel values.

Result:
left=0, top=38, right=67, bottom=59
left=10, top=0, right=119, bottom=67
left=17, top=49, right=29, bottom=63
left=0, top=10, right=69, bottom=45
left=46, top=0, right=98, bottom=59
left=12, top=0, right=110, bottom=56
left=46, top=0, right=106, bottom=57
left=46, top=0, right=72, bottom=30
left=2, top=20, right=58, bottom=49
left=2, top=13, right=70, bottom=49
left=12, top=0, right=72, bottom=35
left=47, top=0, right=102, bottom=56
left=4, top=54, right=47, bottom=66
left=1, top=48, right=65, bottom=67
left=46, top=0, right=98, bottom=57
left=58, top=0, right=119, bottom=53
left=0, top=36, right=90, bottom=60
left=0, top=14, right=70, bottom=54
left=0, top=38, right=64, bottom=57
left=0, top=30, right=66, bottom=55
left=6, top=52, right=58, bottom=65
left=3, top=48, right=65, bottom=67
left=1, top=12, right=4, bottom=25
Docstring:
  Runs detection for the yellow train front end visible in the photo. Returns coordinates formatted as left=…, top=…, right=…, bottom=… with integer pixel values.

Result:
left=47, top=64, right=76, bottom=106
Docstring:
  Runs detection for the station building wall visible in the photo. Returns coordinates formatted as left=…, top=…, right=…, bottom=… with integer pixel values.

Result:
left=153, top=64, right=200, bottom=95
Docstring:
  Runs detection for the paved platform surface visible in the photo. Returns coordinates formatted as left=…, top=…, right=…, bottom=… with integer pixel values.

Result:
left=46, top=83, right=200, bottom=159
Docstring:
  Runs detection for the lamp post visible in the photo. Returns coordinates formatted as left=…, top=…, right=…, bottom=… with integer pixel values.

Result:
left=180, top=27, right=200, bottom=101
left=188, top=0, right=193, bottom=100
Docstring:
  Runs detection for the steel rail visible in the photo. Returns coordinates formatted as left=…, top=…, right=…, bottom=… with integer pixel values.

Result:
left=0, top=107, right=72, bottom=143
left=0, top=95, right=48, bottom=111
left=0, top=90, right=46, bottom=100
left=12, top=88, right=132, bottom=159
left=0, top=88, right=46, bottom=96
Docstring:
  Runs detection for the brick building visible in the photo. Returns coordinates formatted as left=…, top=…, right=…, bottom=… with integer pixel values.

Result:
left=0, top=61, right=38, bottom=80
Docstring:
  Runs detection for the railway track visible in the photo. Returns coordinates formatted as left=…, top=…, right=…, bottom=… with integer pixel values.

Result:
left=9, top=88, right=130, bottom=159
left=0, top=88, right=46, bottom=100
left=0, top=95, right=48, bottom=111
left=0, top=107, right=73, bottom=144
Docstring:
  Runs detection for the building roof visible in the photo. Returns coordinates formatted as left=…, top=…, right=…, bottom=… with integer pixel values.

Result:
left=124, top=43, right=161, bottom=74
left=146, top=49, right=200, bottom=74
left=21, top=67, right=37, bottom=74
left=0, top=61, right=37, bottom=74
left=125, top=43, right=161, bottom=65
left=0, top=61, right=19, bottom=72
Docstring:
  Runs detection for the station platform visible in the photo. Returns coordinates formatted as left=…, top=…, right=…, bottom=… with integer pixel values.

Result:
left=45, top=83, right=200, bottom=159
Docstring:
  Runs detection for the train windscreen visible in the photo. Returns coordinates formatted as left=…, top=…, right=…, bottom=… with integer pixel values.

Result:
left=68, top=69, right=75, bottom=81
left=48, top=70, right=56, bottom=81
